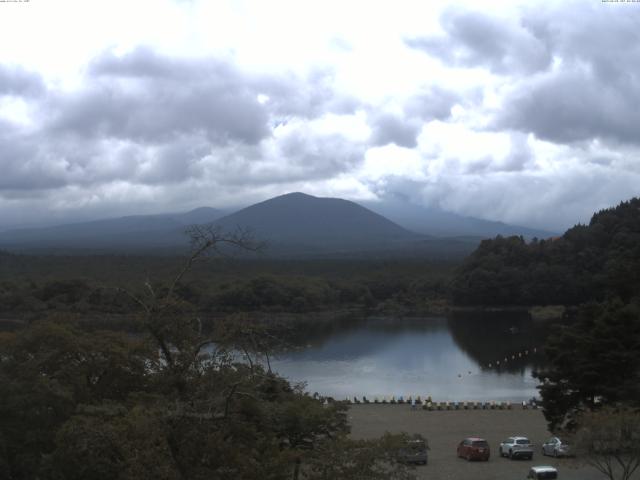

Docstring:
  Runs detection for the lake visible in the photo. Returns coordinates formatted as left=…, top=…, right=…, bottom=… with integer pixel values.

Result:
left=269, top=312, right=551, bottom=402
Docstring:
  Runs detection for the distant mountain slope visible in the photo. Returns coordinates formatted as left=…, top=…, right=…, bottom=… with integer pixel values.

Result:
left=0, top=207, right=223, bottom=251
left=213, top=192, right=421, bottom=250
left=0, top=194, right=482, bottom=258
left=363, top=201, right=557, bottom=239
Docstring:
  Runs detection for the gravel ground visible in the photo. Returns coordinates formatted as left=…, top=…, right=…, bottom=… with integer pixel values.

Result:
left=348, top=404, right=637, bottom=480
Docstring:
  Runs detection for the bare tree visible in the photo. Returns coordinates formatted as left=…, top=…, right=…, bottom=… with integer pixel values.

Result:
left=118, top=225, right=263, bottom=374
left=573, top=408, right=640, bottom=480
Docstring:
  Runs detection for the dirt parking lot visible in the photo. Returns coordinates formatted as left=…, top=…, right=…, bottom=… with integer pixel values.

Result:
left=348, top=404, right=638, bottom=480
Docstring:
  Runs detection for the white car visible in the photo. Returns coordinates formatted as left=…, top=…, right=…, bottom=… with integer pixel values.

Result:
left=499, top=436, right=534, bottom=460
left=541, top=437, right=571, bottom=457
left=527, top=465, right=558, bottom=479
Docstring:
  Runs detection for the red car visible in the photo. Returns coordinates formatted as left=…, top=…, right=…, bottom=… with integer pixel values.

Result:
left=457, top=437, right=491, bottom=461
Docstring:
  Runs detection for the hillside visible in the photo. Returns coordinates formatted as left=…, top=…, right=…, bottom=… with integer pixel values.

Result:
left=451, top=197, right=640, bottom=306
left=0, top=193, right=483, bottom=258
left=213, top=192, right=421, bottom=251
left=0, top=207, right=223, bottom=252
left=363, top=201, right=556, bottom=239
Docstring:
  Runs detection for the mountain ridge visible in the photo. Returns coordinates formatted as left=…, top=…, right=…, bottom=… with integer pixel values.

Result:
left=362, top=200, right=557, bottom=239
left=212, top=192, right=421, bottom=248
left=0, top=192, right=551, bottom=257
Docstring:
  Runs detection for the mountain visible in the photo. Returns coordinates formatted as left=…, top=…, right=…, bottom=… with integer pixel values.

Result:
left=0, top=193, right=483, bottom=258
left=0, top=207, right=223, bottom=252
left=212, top=192, right=421, bottom=252
left=362, top=200, right=557, bottom=239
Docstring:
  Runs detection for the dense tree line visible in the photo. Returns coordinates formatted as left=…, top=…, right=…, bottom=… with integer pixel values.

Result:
left=0, top=265, right=451, bottom=319
left=534, top=300, right=640, bottom=431
left=451, top=198, right=640, bottom=306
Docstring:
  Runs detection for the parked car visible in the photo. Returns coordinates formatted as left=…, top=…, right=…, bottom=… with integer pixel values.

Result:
left=457, top=437, right=490, bottom=461
left=399, top=437, right=428, bottom=465
left=527, top=465, right=558, bottom=479
left=499, top=436, right=534, bottom=460
left=541, top=437, right=571, bottom=457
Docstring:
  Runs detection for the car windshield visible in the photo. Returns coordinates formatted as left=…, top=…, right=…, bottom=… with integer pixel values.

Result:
left=472, top=441, right=489, bottom=447
left=516, top=439, right=530, bottom=444
left=408, top=441, right=426, bottom=452
left=537, top=471, right=558, bottom=479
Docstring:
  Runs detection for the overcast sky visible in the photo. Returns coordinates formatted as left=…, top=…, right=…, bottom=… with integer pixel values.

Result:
left=1, top=0, right=639, bottom=231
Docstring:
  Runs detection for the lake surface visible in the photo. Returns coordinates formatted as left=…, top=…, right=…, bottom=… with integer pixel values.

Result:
left=269, top=313, right=550, bottom=402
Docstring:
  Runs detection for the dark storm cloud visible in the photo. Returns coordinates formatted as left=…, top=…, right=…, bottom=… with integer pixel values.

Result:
left=82, top=48, right=358, bottom=138
left=494, top=4, right=640, bottom=145
left=193, top=130, right=366, bottom=188
left=405, top=7, right=552, bottom=75
left=367, top=86, right=465, bottom=149
left=0, top=122, right=66, bottom=190
left=278, top=130, right=365, bottom=179
left=408, top=3, right=640, bottom=146
left=369, top=113, right=420, bottom=148
left=133, top=134, right=210, bottom=185
left=0, top=65, right=45, bottom=97
left=257, top=68, right=360, bottom=120
left=49, top=48, right=271, bottom=145
left=463, top=134, right=532, bottom=174
left=48, top=82, right=270, bottom=145
left=404, top=87, right=461, bottom=121
left=495, top=67, right=640, bottom=145
left=0, top=47, right=365, bottom=201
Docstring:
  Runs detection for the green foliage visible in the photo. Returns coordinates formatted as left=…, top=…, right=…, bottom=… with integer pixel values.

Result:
left=452, top=198, right=640, bottom=306
left=534, top=301, right=640, bottom=431
left=0, top=320, right=149, bottom=479
left=0, top=257, right=454, bottom=324
left=0, top=231, right=418, bottom=479
left=0, top=318, right=416, bottom=479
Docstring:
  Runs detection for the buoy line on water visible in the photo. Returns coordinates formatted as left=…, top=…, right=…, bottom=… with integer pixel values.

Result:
left=485, top=346, right=540, bottom=369
left=337, top=396, right=539, bottom=410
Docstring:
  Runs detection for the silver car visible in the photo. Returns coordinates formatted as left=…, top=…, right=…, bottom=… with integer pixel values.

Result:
left=541, top=437, right=571, bottom=457
left=527, top=465, right=558, bottom=479
left=499, top=436, right=534, bottom=460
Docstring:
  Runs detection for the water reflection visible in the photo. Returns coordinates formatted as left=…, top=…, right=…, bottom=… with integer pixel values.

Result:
left=270, top=314, right=550, bottom=402
left=448, top=310, right=548, bottom=373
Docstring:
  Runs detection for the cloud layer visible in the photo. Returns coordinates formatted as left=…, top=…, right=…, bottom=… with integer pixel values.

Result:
left=1, top=0, right=639, bottom=231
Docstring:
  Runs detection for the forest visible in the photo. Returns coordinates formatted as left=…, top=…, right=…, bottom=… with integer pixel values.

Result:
left=0, top=229, right=422, bottom=480
left=0, top=254, right=453, bottom=330
left=451, top=198, right=640, bottom=306
left=1, top=199, right=639, bottom=479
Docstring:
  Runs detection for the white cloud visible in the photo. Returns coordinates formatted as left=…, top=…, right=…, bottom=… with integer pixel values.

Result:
left=0, top=0, right=639, bottom=231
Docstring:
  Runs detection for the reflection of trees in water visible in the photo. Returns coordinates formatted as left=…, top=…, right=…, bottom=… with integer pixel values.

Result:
left=275, top=311, right=555, bottom=374
left=275, top=314, right=450, bottom=360
left=273, top=312, right=366, bottom=351
left=447, top=310, right=549, bottom=373
left=281, top=314, right=448, bottom=349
